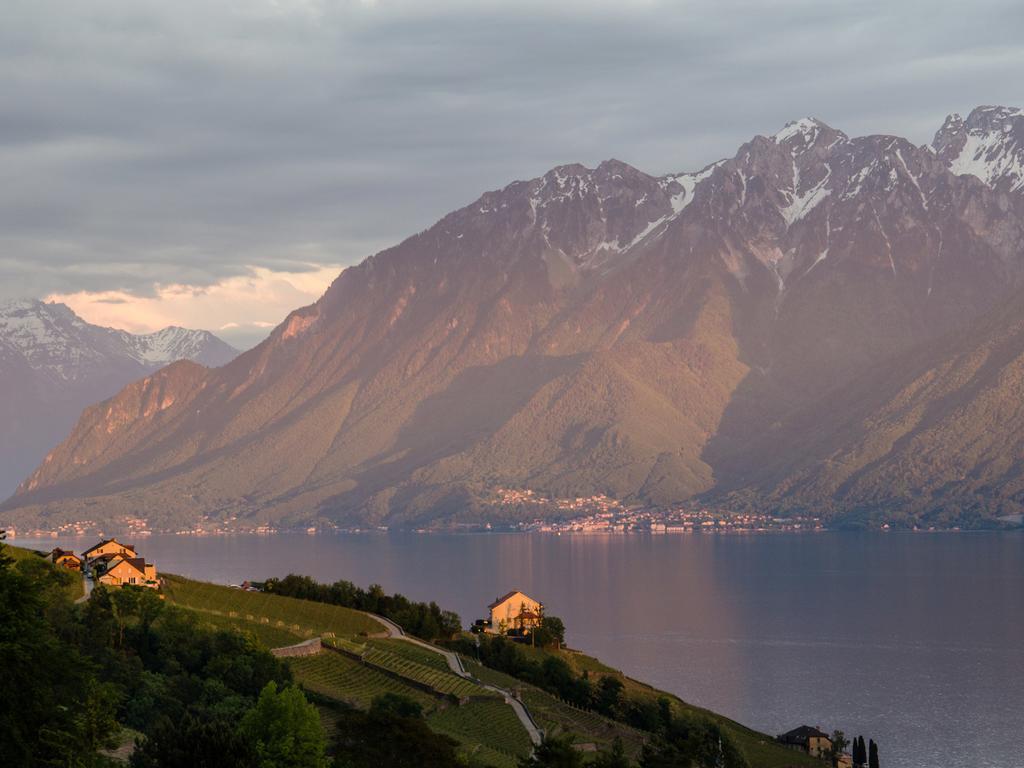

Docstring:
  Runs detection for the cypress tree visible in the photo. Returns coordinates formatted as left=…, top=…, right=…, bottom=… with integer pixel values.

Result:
left=857, top=736, right=867, bottom=766
left=869, top=739, right=879, bottom=768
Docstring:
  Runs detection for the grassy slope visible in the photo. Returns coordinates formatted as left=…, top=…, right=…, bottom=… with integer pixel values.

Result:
left=163, top=577, right=531, bottom=766
left=162, top=573, right=380, bottom=638
left=464, top=658, right=648, bottom=758
left=555, top=648, right=821, bottom=768
left=163, top=575, right=819, bottom=768
left=6, top=544, right=84, bottom=600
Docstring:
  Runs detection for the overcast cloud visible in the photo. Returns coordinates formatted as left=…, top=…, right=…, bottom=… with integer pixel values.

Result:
left=3, top=0, right=1022, bottom=346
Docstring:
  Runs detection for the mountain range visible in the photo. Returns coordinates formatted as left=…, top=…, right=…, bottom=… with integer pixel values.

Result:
left=5, top=106, right=1024, bottom=531
left=0, top=300, right=237, bottom=499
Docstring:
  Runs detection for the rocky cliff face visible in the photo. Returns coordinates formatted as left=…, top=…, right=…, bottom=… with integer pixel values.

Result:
left=7, top=107, right=1024, bottom=530
left=0, top=300, right=236, bottom=498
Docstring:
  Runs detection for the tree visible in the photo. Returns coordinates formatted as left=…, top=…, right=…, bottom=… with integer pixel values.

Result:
left=593, top=738, right=632, bottom=768
left=594, top=676, right=624, bottom=717
left=331, top=706, right=459, bottom=768
left=852, top=735, right=865, bottom=767
left=240, top=682, right=327, bottom=768
left=131, top=714, right=257, bottom=768
left=869, top=739, right=879, bottom=768
left=535, top=615, right=566, bottom=648
left=828, top=731, right=850, bottom=768
left=369, top=693, right=422, bottom=720
left=0, top=543, right=104, bottom=766
left=519, top=733, right=585, bottom=768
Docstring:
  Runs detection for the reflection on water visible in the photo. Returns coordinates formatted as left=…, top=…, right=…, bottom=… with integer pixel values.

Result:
left=17, top=531, right=1023, bottom=768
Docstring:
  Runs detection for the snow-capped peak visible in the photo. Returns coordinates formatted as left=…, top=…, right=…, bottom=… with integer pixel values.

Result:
left=933, top=105, right=1024, bottom=192
left=774, top=117, right=823, bottom=144
left=0, top=299, right=237, bottom=381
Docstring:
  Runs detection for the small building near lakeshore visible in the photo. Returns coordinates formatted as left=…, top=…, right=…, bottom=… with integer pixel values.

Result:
left=776, top=725, right=832, bottom=758
left=486, top=590, right=544, bottom=635
left=50, top=548, right=82, bottom=570
left=96, top=555, right=158, bottom=588
left=82, top=538, right=137, bottom=564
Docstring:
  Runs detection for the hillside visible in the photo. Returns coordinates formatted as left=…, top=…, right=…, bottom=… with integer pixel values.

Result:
left=6, top=106, right=1024, bottom=529
left=707, top=289, right=1024, bottom=525
left=162, top=574, right=819, bottom=768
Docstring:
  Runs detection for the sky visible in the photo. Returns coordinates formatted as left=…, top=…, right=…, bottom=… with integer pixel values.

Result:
left=3, top=0, right=1022, bottom=349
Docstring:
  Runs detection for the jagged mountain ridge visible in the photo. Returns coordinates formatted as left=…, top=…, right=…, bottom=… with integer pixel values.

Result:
left=6, top=106, right=1024, bottom=530
left=0, top=300, right=237, bottom=498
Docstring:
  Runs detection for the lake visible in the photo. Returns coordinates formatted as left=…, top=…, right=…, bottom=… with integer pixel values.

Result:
left=16, top=531, right=1023, bottom=768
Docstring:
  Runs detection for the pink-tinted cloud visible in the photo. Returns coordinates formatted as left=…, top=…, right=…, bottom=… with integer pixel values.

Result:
left=47, top=264, right=341, bottom=349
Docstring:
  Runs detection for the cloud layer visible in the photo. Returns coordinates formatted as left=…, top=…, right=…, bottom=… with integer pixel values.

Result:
left=4, top=0, right=1022, bottom=342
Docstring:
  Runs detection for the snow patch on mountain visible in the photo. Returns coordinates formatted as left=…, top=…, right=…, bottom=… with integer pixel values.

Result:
left=0, top=299, right=237, bottom=381
left=947, top=129, right=1024, bottom=191
left=780, top=164, right=832, bottom=225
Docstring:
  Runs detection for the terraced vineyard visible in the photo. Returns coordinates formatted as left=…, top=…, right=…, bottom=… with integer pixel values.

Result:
left=289, top=650, right=435, bottom=710
left=520, top=688, right=645, bottom=756
left=162, top=574, right=381, bottom=638
left=463, top=659, right=645, bottom=756
left=427, top=700, right=533, bottom=764
left=362, top=646, right=496, bottom=699
left=368, top=638, right=450, bottom=671
left=463, top=659, right=525, bottom=690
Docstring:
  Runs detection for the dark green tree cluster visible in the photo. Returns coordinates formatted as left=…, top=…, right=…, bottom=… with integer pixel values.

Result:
left=263, top=574, right=461, bottom=640
left=529, top=615, right=566, bottom=648
left=0, top=544, right=118, bottom=766
left=851, top=735, right=880, bottom=768
left=325, top=693, right=461, bottom=768
left=0, top=542, right=327, bottom=768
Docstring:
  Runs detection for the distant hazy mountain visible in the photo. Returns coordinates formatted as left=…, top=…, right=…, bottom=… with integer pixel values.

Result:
left=0, top=300, right=237, bottom=497
left=7, top=106, right=1024, bottom=531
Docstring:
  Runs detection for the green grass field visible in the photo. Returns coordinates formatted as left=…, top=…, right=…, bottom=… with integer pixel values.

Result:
left=427, top=700, right=533, bottom=762
left=190, top=610, right=306, bottom=648
left=5, top=544, right=84, bottom=600
left=162, top=574, right=381, bottom=638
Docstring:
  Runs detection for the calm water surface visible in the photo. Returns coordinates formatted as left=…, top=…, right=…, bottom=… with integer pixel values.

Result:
left=19, top=531, right=1023, bottom=768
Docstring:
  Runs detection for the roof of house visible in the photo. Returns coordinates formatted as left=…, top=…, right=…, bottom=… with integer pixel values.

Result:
left=778, top=726, right=831, bottom=743
left=125, top=557, right=151, bottom=573
left=488, top=590, right=539, bottom=610
left=82, top=538, right=135, bottom=557
left=50, top=548, right=79, bottom=559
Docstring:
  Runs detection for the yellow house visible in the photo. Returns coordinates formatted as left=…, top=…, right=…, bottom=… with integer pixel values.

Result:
left=50, top=548, right=82, bottom=570
left=97, top=555, right=158, bottom=589
left=82, top=538, right=137, bottom=564
left=777, top=726, right=832, bottom=758
left=488, top=590, right=543, bottom=634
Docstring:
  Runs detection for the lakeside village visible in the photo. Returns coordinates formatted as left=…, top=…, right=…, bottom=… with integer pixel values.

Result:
left=3, top=492, right=833, bottom=538
left=9, top=487, right=947, bottom=539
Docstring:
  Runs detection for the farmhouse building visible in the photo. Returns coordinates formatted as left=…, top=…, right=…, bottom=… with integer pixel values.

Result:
left=776, top=725, right=832, bottom=758
left=96, top=555, right=158, bottom=588
left=487, top=590, right=544, bottom=634
left=49, top=548, right=82, bottom=570
left=82, top=538, right=137, bottom=564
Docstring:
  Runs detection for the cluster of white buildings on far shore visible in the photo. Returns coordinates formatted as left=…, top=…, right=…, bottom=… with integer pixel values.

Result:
left=49, top=537, right=159, bottom=589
